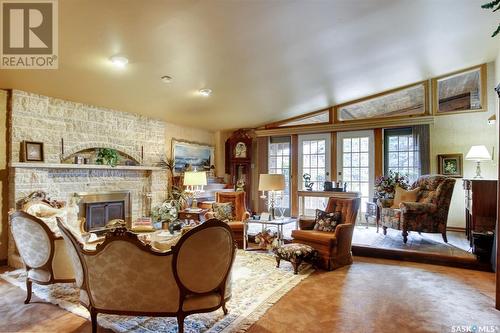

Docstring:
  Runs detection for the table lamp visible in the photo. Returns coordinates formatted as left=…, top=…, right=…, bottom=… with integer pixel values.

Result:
left=259, top=174, right=285, bottom=220
left=183, top=171, right=207, bottom=208
left=465, top=145, right=491, bottom=179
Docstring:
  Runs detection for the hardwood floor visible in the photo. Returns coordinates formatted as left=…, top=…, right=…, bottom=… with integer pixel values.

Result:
left=1, top=257, right=498, bottom=333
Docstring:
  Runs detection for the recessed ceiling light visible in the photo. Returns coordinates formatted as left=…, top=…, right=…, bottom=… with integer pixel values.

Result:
left=109, top=55, right=128, bottom=68
left=199, top=88, right=212, bottom=97
left=161, top=75, right=173, bottom=83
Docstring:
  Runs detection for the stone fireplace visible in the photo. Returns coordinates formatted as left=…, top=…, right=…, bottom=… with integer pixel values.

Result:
left=77, top=191, right=132, bottom=231
left=8, top=90, right=168, bottom=268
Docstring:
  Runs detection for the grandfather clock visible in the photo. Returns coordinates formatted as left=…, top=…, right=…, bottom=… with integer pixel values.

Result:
left=226, top=129, right=253, bottom=209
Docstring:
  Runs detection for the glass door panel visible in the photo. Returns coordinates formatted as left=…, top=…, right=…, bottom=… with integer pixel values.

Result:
left=337, top=130, right=374, bottom=213
left=268, top=137, right=291, bottom=216
left=299, top=133, right=331, bottom=215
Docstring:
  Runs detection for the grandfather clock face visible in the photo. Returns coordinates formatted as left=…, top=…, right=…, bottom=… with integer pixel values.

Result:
left=234, top=141, right=247, bottom=158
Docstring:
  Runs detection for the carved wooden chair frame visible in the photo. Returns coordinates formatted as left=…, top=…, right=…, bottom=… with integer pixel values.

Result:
left=58, top=218, right=236, bottom=333
left=9, top=211, right=75, bottom=304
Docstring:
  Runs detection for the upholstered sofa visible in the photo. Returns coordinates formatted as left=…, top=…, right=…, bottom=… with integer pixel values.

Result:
left=378, top=174, right=456, bottom=243
left=58, top=218, right=236, bottom=333
left=204, top=191, right=250, bottom=248
left=9, top=211, right=75, bottom=304
left=291, top=197, right=360, bottom=270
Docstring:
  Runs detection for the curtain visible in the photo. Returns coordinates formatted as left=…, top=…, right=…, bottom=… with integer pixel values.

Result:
left=412, top=124, right=430, bottom=175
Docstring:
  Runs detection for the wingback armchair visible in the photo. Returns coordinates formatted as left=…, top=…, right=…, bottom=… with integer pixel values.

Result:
left=291, top=197, right=360, bottom=270
left=58, top=218, right=236, bottom=333
left=9, top=211, right=75, bottom=304
left=378, top=174, right=456, bottom=243
left=205, top=191, right=251, bottom=248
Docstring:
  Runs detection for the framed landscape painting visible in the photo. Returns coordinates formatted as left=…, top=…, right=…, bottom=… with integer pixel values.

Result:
left=437, top=154, right=463, bottom=178
left=172, top=139, right=214, bottom=175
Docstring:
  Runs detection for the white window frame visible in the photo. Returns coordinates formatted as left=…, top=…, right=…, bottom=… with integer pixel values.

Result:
left=268, top=138, right=291, bottom=215
left=298, top=133, right=331, bottom=190
left=336, top=130, right=375, bottom=212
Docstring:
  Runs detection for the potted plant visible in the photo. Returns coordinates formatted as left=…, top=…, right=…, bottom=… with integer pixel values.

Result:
left=95, top=148, right=120, bottom=167
left=151, top=200, right=178, bottom=229
left=374, top=171, right=409, bottom=200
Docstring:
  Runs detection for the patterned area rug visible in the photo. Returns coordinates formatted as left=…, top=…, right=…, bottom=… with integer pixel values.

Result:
left=0, top=250, right=312, bottom=333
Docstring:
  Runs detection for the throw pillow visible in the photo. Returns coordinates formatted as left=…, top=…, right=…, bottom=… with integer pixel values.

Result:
left=313, top=209, right=342, bottom=232
left=391, top=185, right=420, bottom=208
left=212, top=202, right=234, bottom=222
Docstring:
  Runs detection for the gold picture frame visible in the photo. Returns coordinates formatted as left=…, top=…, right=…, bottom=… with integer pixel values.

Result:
left=171, top=139, right=215, bottom=175
left=437, top=153, right=463, bottom=178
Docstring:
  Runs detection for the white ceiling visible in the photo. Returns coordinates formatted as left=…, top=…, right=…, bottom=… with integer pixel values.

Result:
left=0, top=0, right=498, bottom=130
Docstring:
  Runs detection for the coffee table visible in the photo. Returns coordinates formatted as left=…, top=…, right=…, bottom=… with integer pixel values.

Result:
left=243, top=217, right=297, bottom=250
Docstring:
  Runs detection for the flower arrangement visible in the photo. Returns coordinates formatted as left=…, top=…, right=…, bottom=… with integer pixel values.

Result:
left=151, top=200, right=178, bottom=223
left=374, top=171, right=410, bottom=199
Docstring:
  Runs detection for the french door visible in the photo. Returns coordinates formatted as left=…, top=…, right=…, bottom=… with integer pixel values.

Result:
left=336, top=130, right=375, bottom=213
left=298, top=133, right=331, bottom=215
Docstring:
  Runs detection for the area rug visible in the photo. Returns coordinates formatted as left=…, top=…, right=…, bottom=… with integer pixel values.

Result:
left=0, top=250, right=313, bottom=333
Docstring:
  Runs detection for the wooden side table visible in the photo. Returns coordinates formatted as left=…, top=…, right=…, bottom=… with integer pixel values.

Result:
left=178, top=209, right=208, bottom=224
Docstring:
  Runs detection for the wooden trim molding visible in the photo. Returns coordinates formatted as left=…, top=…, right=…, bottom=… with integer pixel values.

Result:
left=256, top=137, right=268, bottom=213
left=331, top=132, right=337, bottom=181
left=290, top=135, right=299, bottom=217
left=255, top=115, right=435, bottom=137
left=446, top=226, right=466, bottom=233
left=374, top=128, right=383, bottom=178
left=263, top=108, right=331, bottom=129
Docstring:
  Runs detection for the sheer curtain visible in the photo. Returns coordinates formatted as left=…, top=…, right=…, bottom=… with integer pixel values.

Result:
left=412, top=124, right=430, bottom=176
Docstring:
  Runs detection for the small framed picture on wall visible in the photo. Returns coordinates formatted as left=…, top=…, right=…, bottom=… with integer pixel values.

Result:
left=21, top=141, right=44, bottom=162
left=437, top=153, right=463, bottom=178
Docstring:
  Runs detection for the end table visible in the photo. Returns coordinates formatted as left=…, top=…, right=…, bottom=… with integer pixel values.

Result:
left=178, top=209, right=208, bottom=224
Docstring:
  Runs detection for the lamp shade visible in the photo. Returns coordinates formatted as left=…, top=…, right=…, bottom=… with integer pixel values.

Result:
left=183, top=171, right=207, bottom=186
left=258, top=174, right=285, bottom=191
left=465, top=145, right=491, bottom=161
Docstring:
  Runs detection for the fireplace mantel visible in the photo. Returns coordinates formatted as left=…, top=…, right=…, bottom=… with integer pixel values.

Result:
left=10, top=162, right=164, bottom=171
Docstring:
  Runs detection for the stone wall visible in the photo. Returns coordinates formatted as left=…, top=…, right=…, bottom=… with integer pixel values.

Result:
left=9, top=90, right=169, bottom=209
left=8, top=90, right=170, bottom=267
left=11, top=90, right=166, bottom=165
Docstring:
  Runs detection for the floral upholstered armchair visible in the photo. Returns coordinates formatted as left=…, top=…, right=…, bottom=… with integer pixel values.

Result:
left=378, top=175, right=456, bottom=243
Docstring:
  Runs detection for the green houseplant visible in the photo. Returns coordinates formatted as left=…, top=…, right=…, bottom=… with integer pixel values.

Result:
left=95, top=148, right=120, bottom=167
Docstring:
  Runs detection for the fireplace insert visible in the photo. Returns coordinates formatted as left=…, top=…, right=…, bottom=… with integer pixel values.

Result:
left=77, top=191, right=131, bottom=232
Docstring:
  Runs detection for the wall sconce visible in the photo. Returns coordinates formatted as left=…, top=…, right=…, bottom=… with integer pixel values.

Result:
left=487, top=114, right=496, bottom=125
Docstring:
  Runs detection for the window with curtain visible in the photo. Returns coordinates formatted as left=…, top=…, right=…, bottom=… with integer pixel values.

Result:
left=384, top=128, right=419, bottom=181
left=268, top=136, right=291, bottom=214
left=383, top=125, right=429, bottom=182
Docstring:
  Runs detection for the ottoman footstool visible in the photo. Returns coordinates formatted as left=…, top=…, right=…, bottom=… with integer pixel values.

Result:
left=273, top=243, right=318, bottom=274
